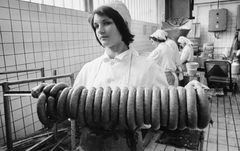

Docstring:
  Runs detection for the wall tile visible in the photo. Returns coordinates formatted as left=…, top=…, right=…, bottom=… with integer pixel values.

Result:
left=5, top=55, right=16, bottom=66
left=42, top=51, right=50, bottom=61
left=0, top=0, right=9, bottom=7
left=22, top=21, right=31, bottom=32
left=34, top=52, right=43, bottom=62
left=2, top=32, right=13, bottom=43
left=46, top=13, right=53, bottom=23
left=29, top=3, right=38, bottom=12
left=13, top=32, right=23, bottom=43
left=40, top=33, right=48, bottom=42
left=53, top=14, right=60, bottom=23
left=39, top=12, right=47, bottom=22
left=10, top=9, right=21, bottom=20
left=9, top=0, right=20, bottom=9
left=24, top=125, right=34, bottom=137
left=14, top=43, right=24, bottom=54
left=0, top=7, right=10, bottom=20
left=24, top=42, right=33, bottom=53
left=13, top=108, right=23, bottom=121
left=33, top=42, right=41, bottom=52
left=32, top=32, right=41, bottom=42
left=14, top=120, right=24, bottom=133
left=20, top=10, right=30, bottom=21
left=49, top=41, right=56, bottom=50
left=39, top=22, right=47, bottom=32
left=41, top=42, right=49, bottom=53
left=30, top=11, right=39, bottom=22
left=11, top=20, right=22, bottom=32
left=16, top=54, right=26, bottom=65
left=23, top=32, right=33, bottom=43
left=50, top=59, right=57, bottom=68
left=31, top=22, right=40, bottom=32
left=0, top=56, right=5, bottom=67
left=48, top=32, right=55, bottom=41
left=24, top=115, right=33, bottom=125
left=20, top=1, right=29, bottom=10
left=25, top=53, right=34, bottom=63
left=3, top=43, right=14, bottom=55
left=0, top=19, right=11, bottom=31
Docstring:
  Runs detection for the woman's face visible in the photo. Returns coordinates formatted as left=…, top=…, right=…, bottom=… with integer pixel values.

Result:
left=179, top=42, right=186, bottom=49
left=93, top=14, right=123, bottom=48
left=150, top=39, right=159, bottom=48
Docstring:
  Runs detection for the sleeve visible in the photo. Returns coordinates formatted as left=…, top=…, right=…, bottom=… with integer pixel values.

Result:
left=147, top=48, right=160, bottom=62
left=73, top=64, right=88, bottom=88
left=180, top=46, right=191, bottom=64
left=147, top=62, right=169, bottom=87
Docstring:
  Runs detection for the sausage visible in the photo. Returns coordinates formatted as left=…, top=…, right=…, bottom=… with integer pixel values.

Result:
left=66, top=88, right=74, bottom=118
left=94, top=87, right=103, bottom=123
left=43, top=83, right=55, bottom=95
left=135, top=86, right=144, bottom=128
left=77, top=88, right=88, bottom=127
left=168, top=86, right=179, bottom=130
left=85, top=87, right=96, bottom=127
left=160, top=87, right=168, bottom=127
left=177, top=86, right=186, bottom=130
left=127, top=87, right=137, bottom=130
left=50, top=82, right=69, bottom=97
left=186, top=86, right=198, bottom=129
left=196, top=86, right=210, bottom=129
left=70, top=86, right=85, bottom=119
left=144, top=87, right=152, bottom=125
left=57, top=87, right=71, bottom=120
left=151, top=86, right=161, bottom=130
left=111, top=86, right=120, bottom=123
left=31, top=83, right=48, bottom=98
left=101, top=86, right=111, bottom=123
left=37, top=92, right=55, bottom=126
left=119, top=87, right=128, bottom=129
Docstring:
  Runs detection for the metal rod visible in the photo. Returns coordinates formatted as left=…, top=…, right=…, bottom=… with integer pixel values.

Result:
left=0, top=73, right=74, bottom=86
left=25, top=134, right=53, bottom=151
left=0, top=68, right=44, bottom=75
left=4, top=93, right=32, bottom=97
left=2, top=83, right=13, bottom=150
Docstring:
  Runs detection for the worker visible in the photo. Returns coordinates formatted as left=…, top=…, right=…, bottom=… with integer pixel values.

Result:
left=74, top=1, right=168, bottom=150
left=164, top=31, right=183, bottom=86
left=177, top=36, right=194, bottom=71
left=31, top=1, right=208, bottom=150
left=147, top=29, right=177, bottom=86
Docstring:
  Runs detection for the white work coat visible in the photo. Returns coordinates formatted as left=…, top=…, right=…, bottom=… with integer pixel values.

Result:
left=74, top=48, right=169, bottom=89
left=180, top=44, right=194, bottom=64
left=147, top=42, right=176, bottom=72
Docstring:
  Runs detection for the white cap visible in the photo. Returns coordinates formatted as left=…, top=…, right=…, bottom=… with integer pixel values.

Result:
left=150, top=29, right=168, bottom=40
left=178, top=36, right=193, bottom=45
left=102, top=1, right=131, bottom=28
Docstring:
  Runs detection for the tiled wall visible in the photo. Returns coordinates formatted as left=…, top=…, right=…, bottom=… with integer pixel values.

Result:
left=0, top=0, right=157, bottom=145
left=194, top=1, right=240, bottom=56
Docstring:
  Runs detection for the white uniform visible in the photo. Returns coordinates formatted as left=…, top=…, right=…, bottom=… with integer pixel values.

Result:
left=165, top=39, right=183, bottom=85
left=74, top=48, right=169, bottom=89
left=147, top=42, right=177, bottom=86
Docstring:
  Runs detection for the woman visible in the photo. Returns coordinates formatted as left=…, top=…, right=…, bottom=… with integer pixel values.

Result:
left=164, top=31, right=183, bottom=86
left=178, top=36, right=194, bottom=71
left=74, top=1, right=168, bottom=151
left=147, top=29, right=177, bottom=86
left=74, top=2, right=168, bottom=90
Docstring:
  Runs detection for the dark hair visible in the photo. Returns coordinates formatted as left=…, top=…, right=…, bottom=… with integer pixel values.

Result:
left=149, top=36, right=166, bottom=43
left=88, top=6, right=134, bottom=47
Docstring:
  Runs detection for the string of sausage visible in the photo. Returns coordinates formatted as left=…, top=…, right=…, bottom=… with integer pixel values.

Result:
left=35, top=83, right=211, bottom=130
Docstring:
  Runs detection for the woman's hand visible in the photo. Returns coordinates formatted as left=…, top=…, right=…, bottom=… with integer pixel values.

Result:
left=185, top=80, right=209, bottom=89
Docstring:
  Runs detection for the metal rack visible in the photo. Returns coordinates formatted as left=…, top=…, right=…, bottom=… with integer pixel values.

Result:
left=0, top=68, right=75, bottom=150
